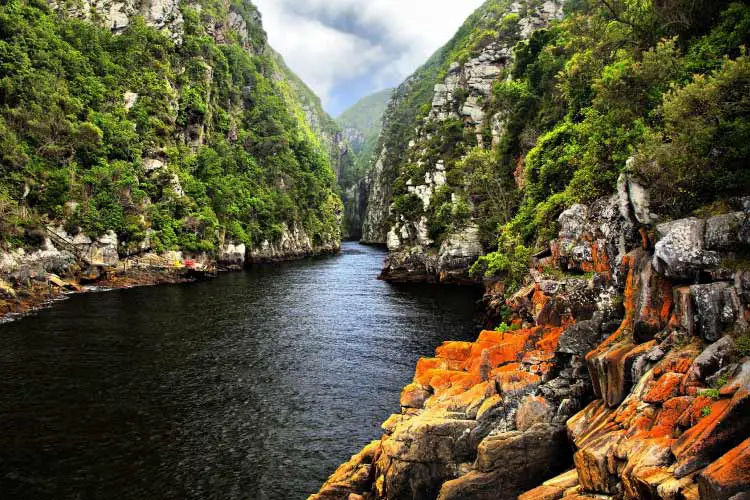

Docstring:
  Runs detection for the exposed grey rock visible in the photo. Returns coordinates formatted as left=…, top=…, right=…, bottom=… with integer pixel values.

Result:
left=142, top=158, right=165, bottom=173
left=218, top=242, right=246, bottom=270
left=559, top=204, right=588, bottom=240
left=691, top=283, right=738, bottom=342
left=654, top=218, right=720, bottom=280
left=688, top=336, right=736, bottom=382
left=705, top=212, right=745, bottom=250
left=248, top=222, right=339, bottom=263
left=557, top=319, right=603, bottom=356
left=437, top=225, right=484, bottom=274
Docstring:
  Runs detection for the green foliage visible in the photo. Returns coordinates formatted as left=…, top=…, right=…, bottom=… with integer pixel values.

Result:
left=737, top=331, right=750, bottom=358
left=631, top=53, right=750, bottom=215
left=0, top=0, right=341, bottom=253
left=699, top=388, right=721, bottom=401
left=470, top=232, right=532, bottom=295
left=701, top=406, right=712, bottom=417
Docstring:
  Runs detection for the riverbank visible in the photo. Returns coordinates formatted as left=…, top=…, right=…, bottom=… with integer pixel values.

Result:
left=312, top=193, right=750, bottom=498
left=0, top=266, right=197, bottom=323
left=0, top=227, right=342, bottom=323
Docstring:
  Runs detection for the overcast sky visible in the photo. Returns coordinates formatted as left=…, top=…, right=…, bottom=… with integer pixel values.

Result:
left=253, top=0, right=486, bottom=116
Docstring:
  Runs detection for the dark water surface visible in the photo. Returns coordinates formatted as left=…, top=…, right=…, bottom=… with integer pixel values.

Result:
left=0, top=243, right=482, bottom=499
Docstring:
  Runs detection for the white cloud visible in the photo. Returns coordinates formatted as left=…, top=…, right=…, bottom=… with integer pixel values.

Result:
left=253, top=0, right=486, bottom=113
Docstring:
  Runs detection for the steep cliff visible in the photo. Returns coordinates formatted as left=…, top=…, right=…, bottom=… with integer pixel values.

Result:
left=312, top=176, right=750, bottom=500
left=0, top=0, right=343, bottom=299
left=336, top=89, right=393, bottom=240
left=363, top=0, right=749, bottom=284
left=313, top=0, right=750, bottom=498
left=361, top=0, right=565, bottom=277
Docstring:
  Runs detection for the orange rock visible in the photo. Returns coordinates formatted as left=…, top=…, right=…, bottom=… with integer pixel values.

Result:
left=436, top=341, right=473, bottom=362
left=672, top=387, right=750, bottom=477
left=400, top=383, right=431, bottom=409
left=587, top=335, right=656, bottom=407
left=698, top=437, right=750, bottom=499
left=518, top=484, right=566, bottom=500
left=310, top=440, right=380, bottom=499
left=414, top=358, right=446, bottom=385
left=653, top=352, right=696, bottom=378
left=649, top=397, right=692, bottom=439
left=516, top=395, right=553, bottom=431
left=643, top=372, right=685, bottom=404
left=677, top=395, right=715, bottom=428
left=536, top=326, right=564, bottom=352
left=494, top=370, right=541, bottom=396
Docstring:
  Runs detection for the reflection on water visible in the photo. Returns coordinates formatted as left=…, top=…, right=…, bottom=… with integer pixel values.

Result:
left=0, top=243, right=481, bottom=499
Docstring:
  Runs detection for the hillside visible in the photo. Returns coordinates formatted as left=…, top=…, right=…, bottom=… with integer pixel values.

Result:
left=336, top=89, right=392, bottom=184
left=313, top=1, right=750, bottom=498
left=358, top=0, right=750, bottom=285
left=0, top=0, right=342, bottom=281
left=335, top=89, right=393, bottom=240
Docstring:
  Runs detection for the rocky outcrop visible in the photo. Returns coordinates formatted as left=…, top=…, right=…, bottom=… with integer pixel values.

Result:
left=49, top=0, right=185, bottom=41
left=369, top=0, right=566, bottom=282
left=313, top=183, right=750, bottom=498
left=248, top=223, right=340, bottom=263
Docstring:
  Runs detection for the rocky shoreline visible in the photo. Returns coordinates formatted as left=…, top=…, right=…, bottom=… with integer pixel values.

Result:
left=311, top=186, right=750, bottom=499
left=0, top=223, right=341, bottom=323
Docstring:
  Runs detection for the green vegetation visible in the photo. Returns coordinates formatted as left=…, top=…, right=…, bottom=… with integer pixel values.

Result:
left=458, top=0, right=748, bottom=290
left=0, top=0, right=341, bottom=255
left=367, top=0, right=749, bottom=292
left=495, top=0, right=750, bottom=247
left=737, top=331, right=750, bottom=358
left=699, top=388, right=721, bottom=401
left=336, top=89, right=393, bottom=186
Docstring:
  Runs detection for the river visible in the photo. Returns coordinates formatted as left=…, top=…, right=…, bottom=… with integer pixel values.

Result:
left=0, top=242, right=482, bottom=499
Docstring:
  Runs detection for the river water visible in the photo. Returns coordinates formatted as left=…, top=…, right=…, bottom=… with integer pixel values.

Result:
left=0, top=242, right=482, bottom=499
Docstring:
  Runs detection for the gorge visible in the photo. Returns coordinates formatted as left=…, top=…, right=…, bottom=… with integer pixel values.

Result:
left=1, top=0, right=749, bottom=499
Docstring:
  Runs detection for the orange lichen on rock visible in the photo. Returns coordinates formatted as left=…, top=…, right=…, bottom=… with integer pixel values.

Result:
left=649, top=397, right=692, bottom=439
left=677, top=395, right=715, bottom=428
left=536, top=326, right=564, bottom=351
left=435, top=341, right=473, bottom=362
left=643, top=372, right=685, bottom=404
left=673, top=387, right=750, bottom=478
left=698, top=437, right=750, bottom=499
left=495, top=370, right=541, bottom=395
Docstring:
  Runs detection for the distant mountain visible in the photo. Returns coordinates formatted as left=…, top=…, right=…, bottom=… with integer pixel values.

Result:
left=336, top=89, right=393, bottom=186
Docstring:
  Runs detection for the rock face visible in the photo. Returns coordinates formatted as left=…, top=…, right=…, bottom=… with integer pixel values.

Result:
left=362, top=0, right=565, bottom=281
left=313, top=184, right=750, bottom=499
left=49, top=0, right=185, bottom=41
left=344, top=177, right=371, bottom=241
left=248, top=223, right=340, bottom=263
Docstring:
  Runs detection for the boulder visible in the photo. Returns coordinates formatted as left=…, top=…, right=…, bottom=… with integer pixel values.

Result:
left=557, top=319, right=602, bottom=356
left=218, top=242, right=245, bottom=270
left=686, top=336, right=735, bottom=383
left=653, top=218, right=719, bottom=280
left=705, top=212, right=745, bottom=251
left=698, top=438, right=750, bottom=500
left=436, top=424, right=570, bottom=500
left=673, top=387, right=750, bottom=477
left=690, top=284, right=738, bottom=342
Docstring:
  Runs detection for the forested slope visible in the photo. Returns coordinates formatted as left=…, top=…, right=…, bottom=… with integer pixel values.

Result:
left=0, top=0, right=342, bottom=263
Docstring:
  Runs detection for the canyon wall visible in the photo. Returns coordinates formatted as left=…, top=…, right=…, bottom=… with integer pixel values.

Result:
left=361, top=0, right=565, bottom=280
left=312, top=181, right=750, bottom=499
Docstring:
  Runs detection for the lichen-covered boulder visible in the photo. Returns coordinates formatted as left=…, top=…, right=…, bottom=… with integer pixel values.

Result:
left=653, top=218, right=719, bottom=280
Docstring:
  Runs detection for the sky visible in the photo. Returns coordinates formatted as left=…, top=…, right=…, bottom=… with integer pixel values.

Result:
left=253, top=0, right=486, bottom=117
